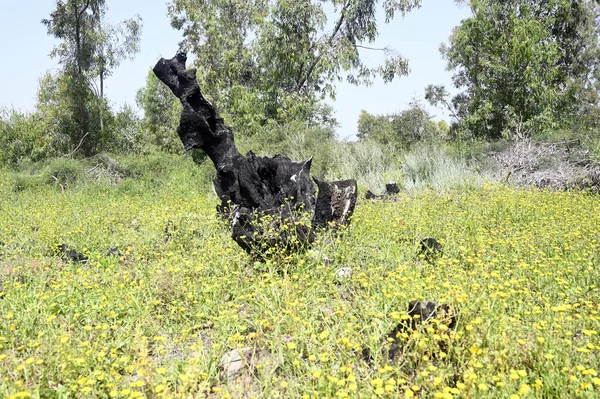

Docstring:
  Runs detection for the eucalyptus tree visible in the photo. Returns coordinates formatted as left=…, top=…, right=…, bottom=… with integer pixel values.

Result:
left=432, top=0, right=600, bottom=139
left=42, top=0, right=141, bottom=155
left=167, top=0, right=422, bottom=135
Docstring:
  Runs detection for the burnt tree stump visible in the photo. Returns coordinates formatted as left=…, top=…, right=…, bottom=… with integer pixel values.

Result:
left=153, top=52, right=357, bottom=256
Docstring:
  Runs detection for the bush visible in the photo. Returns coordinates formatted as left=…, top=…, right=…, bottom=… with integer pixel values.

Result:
left=103, top=105, right=146, bottom=155
left=237, top=120, right=337, bottom=177
left=0, top=108, right=52, bottom=167
left=42, top=158, right=86, bottom=188
left=9, top=172, right=44, bottom=192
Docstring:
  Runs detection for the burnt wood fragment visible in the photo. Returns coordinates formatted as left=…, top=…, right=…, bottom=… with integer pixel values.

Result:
left=418, top=237, right=443, bottom=263
left=385, top=300, right=456, bottom=361
left=312, top=177, right=357, bottom=229
left=385, top=182, right=400, bottom=195
left=57, top=244, right=87, bottom=264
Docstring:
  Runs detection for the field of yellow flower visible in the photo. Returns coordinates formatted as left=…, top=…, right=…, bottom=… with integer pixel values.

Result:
left=0, top=175, right=599, bottom=398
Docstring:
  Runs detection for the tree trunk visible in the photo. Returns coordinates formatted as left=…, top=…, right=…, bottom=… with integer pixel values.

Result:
left=99, top=68, right=104, bottom=136
left=153, top=52, right=358, bottom=257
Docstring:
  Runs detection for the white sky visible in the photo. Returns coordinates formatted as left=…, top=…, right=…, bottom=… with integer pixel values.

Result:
left=0, top=0, right=470, bottom=139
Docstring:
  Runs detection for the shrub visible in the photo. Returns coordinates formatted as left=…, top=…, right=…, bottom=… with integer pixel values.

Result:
left=41, top=158, right=86, bottom=188
left=9, top=172, right=44, bottom=192
left=237, top=120, right=337, bottom=177
left=103, top=105, right=146, bottom=155
left=0, top=108, right=52, bottom=167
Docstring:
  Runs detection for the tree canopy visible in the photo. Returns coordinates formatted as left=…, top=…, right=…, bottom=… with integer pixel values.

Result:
left=357, top=101, right=447, bottom=148
left=42, top=0, right=141, bottom=155
left=167, top=0, right=422, bottom=135
left=433, top=0, right=600, bottom=139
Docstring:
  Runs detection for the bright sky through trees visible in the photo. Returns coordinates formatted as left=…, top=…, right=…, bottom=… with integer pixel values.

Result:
left=0, top=0, right=469, bottom=139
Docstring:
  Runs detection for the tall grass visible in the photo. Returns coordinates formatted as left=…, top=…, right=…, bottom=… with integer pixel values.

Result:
left=325, top=139, right=403, bottom=193
left=326, top=140, right=481, bottom=194
left=401, top=144, right=481, bottom=192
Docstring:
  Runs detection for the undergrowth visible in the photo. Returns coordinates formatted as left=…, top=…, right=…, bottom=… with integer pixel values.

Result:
left=0, top=169, right=599, bottom=398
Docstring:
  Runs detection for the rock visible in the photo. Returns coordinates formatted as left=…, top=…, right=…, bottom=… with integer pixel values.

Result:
left=335, top=267, right=353, bottom=280
left=307, top=250, right=333, bottom=266
left=220, top=348, right=248, bottom=382
left=418, top=237, right=443, bottom=263
left=219, top=347, right=278, bottom=396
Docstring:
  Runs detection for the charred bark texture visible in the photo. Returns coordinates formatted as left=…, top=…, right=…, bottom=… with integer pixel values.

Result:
left=153, top=52, right=357, bottom=255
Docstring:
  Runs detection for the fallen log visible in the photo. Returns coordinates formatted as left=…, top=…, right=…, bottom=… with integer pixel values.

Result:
left=153, top=52, right=357, bottom=256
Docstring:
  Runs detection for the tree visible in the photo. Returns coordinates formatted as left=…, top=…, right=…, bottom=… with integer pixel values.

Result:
left=436, top=0, right=600, bottom=139
left=136, top=70, right=183, bottom=153
left=357, top=100, right=445, bottom=148
left=91, top=8, right=142, bottom=136
left=357, top=110, right=395, bottom=145
left=42, top=0, right=142, bottom=155
left=167, top=0, right=422, bottom=135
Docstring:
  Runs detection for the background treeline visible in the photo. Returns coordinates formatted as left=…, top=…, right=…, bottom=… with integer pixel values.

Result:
left=2, top=0, right=600, bottom=193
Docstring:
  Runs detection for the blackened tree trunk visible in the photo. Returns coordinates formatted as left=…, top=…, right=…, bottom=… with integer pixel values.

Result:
left=153, top=52, right=357, bottom=256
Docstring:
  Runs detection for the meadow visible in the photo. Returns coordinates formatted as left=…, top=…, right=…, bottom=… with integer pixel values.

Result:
left=0, top=164, right=599, bottom=399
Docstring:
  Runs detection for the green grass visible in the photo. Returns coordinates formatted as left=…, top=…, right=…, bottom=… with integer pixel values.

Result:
left=0, top=169, right=599, bottom=399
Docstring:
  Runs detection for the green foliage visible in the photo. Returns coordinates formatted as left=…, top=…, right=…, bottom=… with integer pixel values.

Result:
left=36, top=71, right=104, bottom=157
left=102, top=104, right=145, bottom=155
left=167, top=0, right=421, bottom=135
left=1, top=75, right=146, bottom=168
left=356, top=110, right=396, bottom=145
left=0, top=108, right=53, bottom=167
left=357, top=101, right=448, bottom=148
left=326, top=139, right=402, bottom=193
left=42, top=0, right=142, bottom=156
left=2, top=152, right=215, bottom=193
left=42, top=157, right=86, bottom=188
left=136, top=70, right=184, bottom=154
left=237, top=120, right=337, bottom=177
left=436, top=0, right=600, bottom=139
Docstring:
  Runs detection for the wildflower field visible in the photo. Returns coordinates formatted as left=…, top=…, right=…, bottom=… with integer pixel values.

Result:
left=0, top=175, right=599, bottom=399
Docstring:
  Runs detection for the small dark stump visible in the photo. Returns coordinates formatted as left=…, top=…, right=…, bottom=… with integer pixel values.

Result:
left=57, top=244, right=87, bottom=264
left=385, top=300, right=456, bottom=361
left=106, top=247, right=122, bottom=257
left=164, top=220, right=177, bottom=243
left=364, top=182, right=401, bottom=200
left=362, top=300, right=457, bottom=364
left=418, top=237, right=443, bottom=263
left=385, top=182, right=400, bottom=195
